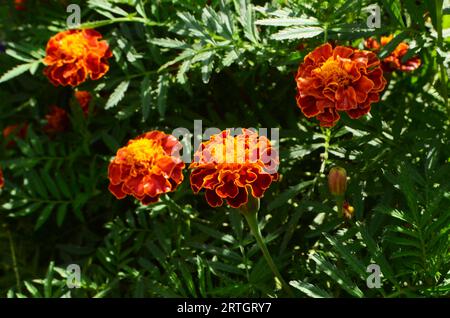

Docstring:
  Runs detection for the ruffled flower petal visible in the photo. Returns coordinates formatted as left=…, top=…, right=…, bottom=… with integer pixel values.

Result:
left=189, top=129, right=278, bottom=209
left=295, top=43, right=386, bottom=126
left=107, top=131, right=185, bottom=205
left=43, top=29, right=112, bottom=87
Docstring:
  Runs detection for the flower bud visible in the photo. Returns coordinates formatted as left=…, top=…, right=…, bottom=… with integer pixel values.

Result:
left=328, top=167, right=347, bottom=196
left=342, top=201, right=354, bottom=219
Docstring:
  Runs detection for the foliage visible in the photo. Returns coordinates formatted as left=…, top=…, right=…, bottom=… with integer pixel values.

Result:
left=0, top=0, right=449, bottom=298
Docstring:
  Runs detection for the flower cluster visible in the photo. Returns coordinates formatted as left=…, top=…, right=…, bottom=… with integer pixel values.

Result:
left=364, top=35, right=421, bottom=73
left=107, top=131, right=185, bottom=205
left=295, top=43, right=386, bottom=127
left=43, top=29, right=112, bottom=87
left=189, top=129, right=279, bottom=208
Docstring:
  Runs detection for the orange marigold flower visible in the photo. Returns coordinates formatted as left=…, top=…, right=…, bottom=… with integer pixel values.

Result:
left=75, top=90, right=92, bottom=115
left=43, top=29, right=113, bottom=87
left=295, top=43, right=387, bottom=127
left=3, top=123, right=28, bottom=147
left=44, top=106, right=69, bottom=134
left=364, top=35, right=421, bottom=72
left=0, top=166, right=4, bottom=189
left=189, top=129, right=279, bottom=209
left=108, top=131, right=185, bottom=205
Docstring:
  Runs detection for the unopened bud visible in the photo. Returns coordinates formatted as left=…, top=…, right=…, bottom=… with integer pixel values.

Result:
left=328, top=167, right=347, bottom=196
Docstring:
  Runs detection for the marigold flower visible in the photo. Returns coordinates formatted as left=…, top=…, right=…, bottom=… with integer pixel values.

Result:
left=295, top=43, right=386, bottom=127
left=75, top=90, right=92, bottom=115
left=44, top=106, right=69, bottom=134
left=108, top=131, right=185, bottom=205
left=364, top=35, right=421, bottom=72
left=3, top=123, right=28, bottom=147
left=43, top=29, right=113, bottom=87
left=189, top=129, right=279, bottom=209
left=0, top=167, right=4, bottom=189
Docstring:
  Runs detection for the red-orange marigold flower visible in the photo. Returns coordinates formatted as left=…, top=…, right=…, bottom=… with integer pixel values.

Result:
left=75, top=90, right=92, bottom=115
left=43, top=29, right=112, bottom=87
left=108, top=131, right=185, bottom=205
left=364, top=35, right=421, bottom=72
left=44, top=106, right=69, bottom=134
left=189, top=129, right=279, bottom=209
left=0, top=166, right=4, bottom=189
left=295, top=43, right=387, bottom=127
left=3, top=123, right=28, bottom=147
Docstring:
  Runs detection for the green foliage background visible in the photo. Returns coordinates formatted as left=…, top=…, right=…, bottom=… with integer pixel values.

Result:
left=0, top=0, right=449, bottom=298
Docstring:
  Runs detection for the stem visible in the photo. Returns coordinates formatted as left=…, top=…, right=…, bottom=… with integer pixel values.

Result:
left=6, top=227, right=21, bottom=293
left=434, top=2, right=449, bottom=122
left=243, top=211, right=294, bottom=297
left=307, top=127, right=332, bottom=198
left=335, top=195, right=344, bottom=217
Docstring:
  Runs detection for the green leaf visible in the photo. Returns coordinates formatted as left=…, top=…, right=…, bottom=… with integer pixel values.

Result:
left=323, top=233, right=368, bottom=281
left=0, top=63, right=34, bottom=84
left=87, top=0, right=129, bottom=17
left=271, top=26, right=324, bottom=40
left=289, top=280, right=332, bottom=298
left=256, top=17, right=319, bottom=26
left=35, top=204, right=54, bottom=230
left=157, top=74, right=169, bottom=118
left=24, top=282, right=41, bottom=297
left=140, top=75, right=152, bottom=120
left=268, top=180, right=314, bottom=211
left=44, top=262, right=55, bottom=298
left=56, top=204, right=68, bottom=227
left=382, top=0, right=405, bottom=27
left=105, top=80, right=130, bottom=109
left=194, top=223, right=236, bottom=244
left=310, top=253, right=364, bottom=298
left=150, top=38, right=188, bottom=49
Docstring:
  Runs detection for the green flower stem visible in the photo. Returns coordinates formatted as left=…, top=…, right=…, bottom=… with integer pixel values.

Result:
left=5, top=225, right=21, bottom=293
left=335, top=195, right=344, bottom=217
left=243, top=211, right=294, bottom=297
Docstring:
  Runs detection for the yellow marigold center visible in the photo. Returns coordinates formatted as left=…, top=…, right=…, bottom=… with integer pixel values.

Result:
left=206, top=135, right=262, bottom=165
left=58, top=33, right=87, bottom=57
left=313, top=58, right=351, bottom=86
left=125, top=138, right=164, bottom=164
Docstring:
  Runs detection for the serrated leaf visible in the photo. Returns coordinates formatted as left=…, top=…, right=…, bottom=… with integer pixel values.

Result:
left=0, top=63, right=33, bottom=84
left=256, top=17, right=319, bottom=26
left=87, top=0, right=128, bottom=17
left=140, top=75, right=152, bottom=120
left=271, top=26, right=323, bottom=40
left=157, top=74, right=169, bottom=118
left=105, top=80, right=129, bottom=109
left=150, top=38, right=188, bottom=49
